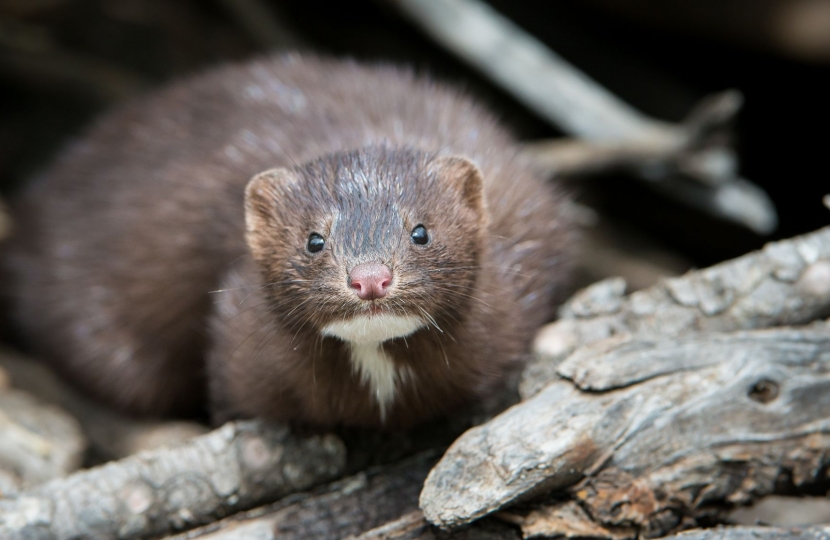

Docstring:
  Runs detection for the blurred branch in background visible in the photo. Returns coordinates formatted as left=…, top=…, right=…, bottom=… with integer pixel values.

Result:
left=387, top=0, right=779, bottom=234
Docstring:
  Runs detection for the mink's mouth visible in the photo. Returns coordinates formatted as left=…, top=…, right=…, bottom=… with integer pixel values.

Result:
left=364, top=303, right=385, bottom=316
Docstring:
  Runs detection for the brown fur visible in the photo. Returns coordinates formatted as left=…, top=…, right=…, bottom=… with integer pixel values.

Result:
left=4, top=54, right=574, bottom=426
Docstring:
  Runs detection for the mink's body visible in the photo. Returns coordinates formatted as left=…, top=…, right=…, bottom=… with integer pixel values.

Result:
left=5, top=55, right=573, bottom=427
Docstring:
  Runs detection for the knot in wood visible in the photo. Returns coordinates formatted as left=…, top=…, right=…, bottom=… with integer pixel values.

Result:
left=748, top=379, right=779, bottom=403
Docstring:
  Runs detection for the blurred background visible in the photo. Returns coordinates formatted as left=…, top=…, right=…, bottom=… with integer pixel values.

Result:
left=1, top=0, right=828, bottom=281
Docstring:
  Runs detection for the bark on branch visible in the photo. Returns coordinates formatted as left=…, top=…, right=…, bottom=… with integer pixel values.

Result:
left=421, top=325, right=830, bottom=536
left=524, top=225, right=830, bottom=398
left=353, top=511, right=519, bottom=540
left=0, top=421, right=345, bottom=540
left=659, top=526, right=830, bottom=540
left=0, top=389, right=85, bottom=494
left=161, top=451, right=437, bottom=540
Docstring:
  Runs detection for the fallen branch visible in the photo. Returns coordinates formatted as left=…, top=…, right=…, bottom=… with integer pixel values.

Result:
left=420, top=326, right=830, bottom=534
left=388, top=0, right=777, bottom=233
left=163, top=451, right=437, bottom=540
left=660, top=526, right=830, bottom=540
left=0, top=389, right=84, bottom=493
left=523, top=225, right=830, bottom=398
left=502, top=503, right=830, bottom=540
left=0, top=421, right=345, bottom=540
left=729, top=494, right=830, bottom=526
left=352, top=511, right=519, bottom=540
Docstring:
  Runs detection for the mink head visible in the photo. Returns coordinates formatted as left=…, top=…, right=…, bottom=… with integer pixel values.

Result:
left=244, top=145, right=487, bottom=344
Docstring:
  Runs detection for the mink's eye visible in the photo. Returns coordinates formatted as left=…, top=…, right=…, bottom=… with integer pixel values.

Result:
left=307, top=233, right=325, bottom=253
left=411, top=225, right=429, bottom=245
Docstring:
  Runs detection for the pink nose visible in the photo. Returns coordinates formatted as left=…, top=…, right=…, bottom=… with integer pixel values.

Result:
left=349, top=263, right=393, bottom=300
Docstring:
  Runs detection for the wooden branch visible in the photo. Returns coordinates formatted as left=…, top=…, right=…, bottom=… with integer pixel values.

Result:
left=0, top=421, right=345, bottom=540
left=522, top=90, right=742, bottom=176
left=497, top=501, right=635, bottom=540
left=730, top=495, right=830, bottom=527
left=0, top=348, right=209, bottom=461
left=660, top=526, right=830, bottom=540
left=524, top=225, right=830, bottom=398
left=522, top=93, right=777, bottom=234
left=161, top=452, right=436, bottom=539
left=502, top=501, right=830, bottom=540
left=352, top=511, right=519, bottom=540
left=420, top=326, right=830, bottom=534
left=0, top=389, right=85, bottom=493
left=388, top=0, right=777, bottom=233
left=389, top=0, right=671, bottom=141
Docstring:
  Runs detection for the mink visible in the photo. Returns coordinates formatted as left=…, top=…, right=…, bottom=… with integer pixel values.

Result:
left=4, top=54, right=574, bottom=427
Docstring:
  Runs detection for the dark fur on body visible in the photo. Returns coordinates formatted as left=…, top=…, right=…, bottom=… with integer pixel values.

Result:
left=5, top=55, right=573, bottom=427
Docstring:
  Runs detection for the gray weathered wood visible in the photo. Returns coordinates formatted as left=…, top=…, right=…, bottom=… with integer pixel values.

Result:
left=0, top=421, right=345, bottom=540
left=164, top=452, right=437, bottom=540
left=0, top=389, right=85, bottom=492
left=352, top=511, right=520, bottom=540
left=730, top=495, right=830, bottom=527
left=420, top=326, right=830, bottom=534
left=524, top=225, right=830, bottom=398
left=661, top=526, right=830, bottom=540
left=497, top=501, right=635, bottom=540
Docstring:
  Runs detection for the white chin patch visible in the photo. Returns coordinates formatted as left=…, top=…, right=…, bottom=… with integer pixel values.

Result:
left=321, top=314, right=425, bottom=344
left=322, top=314, right=425, bottom=420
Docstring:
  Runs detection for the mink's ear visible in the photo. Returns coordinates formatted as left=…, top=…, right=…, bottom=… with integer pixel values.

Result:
left=430, top=156, right=486, bottom=218
left=244, top=168, right=299, bottom=231
left=244, top=168, right=299, bottom=255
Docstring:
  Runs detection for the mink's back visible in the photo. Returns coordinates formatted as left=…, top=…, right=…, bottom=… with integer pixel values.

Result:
left=6, top=55, right=571, bottom=416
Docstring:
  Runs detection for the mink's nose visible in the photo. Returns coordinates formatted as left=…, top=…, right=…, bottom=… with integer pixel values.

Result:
left=349, top=263, right=393, bottom=300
